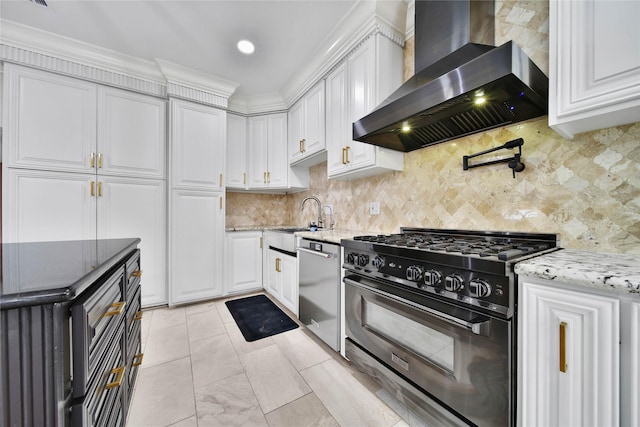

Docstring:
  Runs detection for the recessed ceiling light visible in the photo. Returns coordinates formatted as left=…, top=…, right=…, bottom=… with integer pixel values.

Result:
left=237, top=40, right=255, bottom=55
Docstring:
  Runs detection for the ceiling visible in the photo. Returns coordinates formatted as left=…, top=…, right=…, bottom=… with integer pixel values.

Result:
left=0, top=0, right=359, bottom=100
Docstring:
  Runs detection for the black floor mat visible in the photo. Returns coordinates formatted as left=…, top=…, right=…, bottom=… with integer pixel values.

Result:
left=225, top=294, right=299, bottom=342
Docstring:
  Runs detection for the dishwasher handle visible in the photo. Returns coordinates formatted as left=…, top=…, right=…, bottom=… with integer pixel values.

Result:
left=297, top=247, right=335, bottom=259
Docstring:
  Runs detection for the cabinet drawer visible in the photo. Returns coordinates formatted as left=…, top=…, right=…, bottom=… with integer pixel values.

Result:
left=71, top=323, right=125, bottom=426
left=72, top=266, right=126, bottom=398
left=125, top=250, right=142, bottom=297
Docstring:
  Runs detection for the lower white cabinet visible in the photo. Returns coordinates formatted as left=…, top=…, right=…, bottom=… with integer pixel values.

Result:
left=225, top=231, right=263, bottom=294
left=518, top=276, right=619, bottom=426
left=97, top=176, right=166, bottom=307
left=265, top=249, right=298, bottom=316
left=169, top=190, right=224, bottom=305
left=621, top=297, right=640, bottom=427
left=3, top=168, right=96, bottom=242
left=3, top=168, right=167, bottom=307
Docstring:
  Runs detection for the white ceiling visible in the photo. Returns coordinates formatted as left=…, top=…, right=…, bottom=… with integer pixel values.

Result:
left=0, top=0, right=359, bottom=99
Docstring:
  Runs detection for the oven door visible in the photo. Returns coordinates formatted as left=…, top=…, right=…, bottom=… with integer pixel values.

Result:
left=344, top=273, right=511, bottom=427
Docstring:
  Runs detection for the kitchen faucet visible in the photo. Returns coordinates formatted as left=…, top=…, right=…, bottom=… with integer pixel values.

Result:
left=300, top=196, right=323, bottom=229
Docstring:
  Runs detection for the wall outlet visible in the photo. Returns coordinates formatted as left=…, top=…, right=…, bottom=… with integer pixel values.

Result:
left=370, top=201, right=381, bottom=215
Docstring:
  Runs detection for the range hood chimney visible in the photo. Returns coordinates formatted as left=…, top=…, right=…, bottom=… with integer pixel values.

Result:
left=353, top=0, right=548, bottom=152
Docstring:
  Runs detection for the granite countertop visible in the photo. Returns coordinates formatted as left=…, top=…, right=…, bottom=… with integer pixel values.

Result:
left=515, top=249, right=640, bottom=295
left=1, top=238, right=140, bottom=309
left=226, top=226, right=373, bottom=244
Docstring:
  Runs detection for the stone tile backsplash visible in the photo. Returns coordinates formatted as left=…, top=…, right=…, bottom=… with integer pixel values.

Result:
left=226, top=0, right=640, bottom=254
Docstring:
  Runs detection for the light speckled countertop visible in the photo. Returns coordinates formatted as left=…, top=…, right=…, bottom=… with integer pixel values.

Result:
left=515, top=249, right=640, bottom=295
left=225, top=226, right=372, bottom=244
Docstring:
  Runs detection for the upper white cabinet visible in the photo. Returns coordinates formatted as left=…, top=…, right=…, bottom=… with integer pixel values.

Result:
left=326, top=35, right=404, bottom=180
left=226, top=113, right=248, bottom=190
left=3, top=64, right=97, bottom=173
left=98, top=86, right=166, bottom=179
left=170, top=99, right=226, bottom=191
left=247, top=114, right=286, bottom=189
left=518, top=276, right=619, bottom=427
left=288, top=80, right=326, bottom=167
left=549, top=0, right=640, bottom=138
left=3, top=64, right=166, bottom=178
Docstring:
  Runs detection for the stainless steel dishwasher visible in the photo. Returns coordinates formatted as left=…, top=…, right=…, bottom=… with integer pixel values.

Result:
left=297, top=238, right=341, bottom=351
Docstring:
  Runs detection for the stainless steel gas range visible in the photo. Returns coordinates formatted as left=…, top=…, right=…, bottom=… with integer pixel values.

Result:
left=341, top=228, right=559, bottom=427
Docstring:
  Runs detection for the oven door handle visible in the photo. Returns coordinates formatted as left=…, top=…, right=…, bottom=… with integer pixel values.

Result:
left=344, top=277, right=492, bottom=337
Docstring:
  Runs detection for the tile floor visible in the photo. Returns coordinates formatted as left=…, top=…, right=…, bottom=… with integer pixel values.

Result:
left=127, top=292, right=429, bottom=427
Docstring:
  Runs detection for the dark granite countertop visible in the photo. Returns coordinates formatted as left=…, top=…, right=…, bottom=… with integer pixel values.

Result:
left=1, top=238, right=140, bottom=309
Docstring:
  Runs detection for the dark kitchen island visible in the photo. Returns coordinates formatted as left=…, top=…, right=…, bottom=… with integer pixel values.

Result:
left=1, top=238, right=142, bottom=426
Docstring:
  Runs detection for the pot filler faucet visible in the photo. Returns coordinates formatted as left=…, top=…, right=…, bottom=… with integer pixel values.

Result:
left=300, top=196, right=323, bottom=229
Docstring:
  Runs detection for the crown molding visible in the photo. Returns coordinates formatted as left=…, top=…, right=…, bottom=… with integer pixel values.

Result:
left=279, top=0, right=407, bottom=108
left=227, top=92, right=287, bottom=116
left=0, top=19, right=238, bottom=106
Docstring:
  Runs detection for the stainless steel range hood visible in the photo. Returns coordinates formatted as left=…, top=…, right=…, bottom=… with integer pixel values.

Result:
left=352, top=0, right=548, bottom=152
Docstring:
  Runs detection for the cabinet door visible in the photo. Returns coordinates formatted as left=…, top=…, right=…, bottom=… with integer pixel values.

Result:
left=97, top=176, right=167, bottom=307
left=226, top=114, right=248, bottom=189
left=3, top=64, right=96, bottom=173
left=247, top=116, right=268, bottom=188
left=347, top=39, right=376, bottom=170
left=288, top=100, right=305, bottom=164
left=325, top=63, right=349, bottom=176
left=279, top=254, right=298, bottom=317
left=170, top=99, right=226, bottom=191
left=519, top=278, right=619, bottom=426
left=3, top=168, right=96, bottom=243
left=98, top=87, right=166, bottom=179
left=303, top=80, right=326, bottom=158
left=226, top=232, right=263, bottom=294
left=549, top=0, right=640, bottom=138
left=265, top=250, right=281, bottom=297
left=169, top=190, right=224, bottom=305
left=266, top=113, right=288, bottom=188
left=621, top=298, right=640, bottom=427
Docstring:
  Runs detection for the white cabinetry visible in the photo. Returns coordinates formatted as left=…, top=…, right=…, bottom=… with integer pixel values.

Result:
left=549, top=0, right=640, bottom=138
left=225, top=231, right=263, bottom=294
left=2, top=64, right=167, bottom=307
left=247, top=113, right=308, bottom=192
left=326, top=34, right=404, bottom=180
left=288, top=80, right=326, bottom=167
left=168, top=99, right=225, bottom=305
left=265, top=249, right=298, bottom=316
left=519, top=276, right=619, bottom=426
left=226, top=113, right=248, bottom=190
left=621, top=297, right=640, bottom=427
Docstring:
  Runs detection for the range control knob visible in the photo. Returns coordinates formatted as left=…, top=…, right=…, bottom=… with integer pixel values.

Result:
left=357, top=254, right=370, bottom=267
left=372, top=256, right=386, bottom=269
left=445, top=274, right=465, bottom=292
left=406, top=265, right=424, bottom=281
left=346, top=253, right=357, bottom=265
left=424, top=270, right=443, bottom=287
left=469, top=278, right=492, bottom=298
